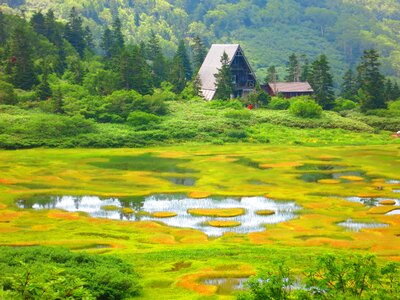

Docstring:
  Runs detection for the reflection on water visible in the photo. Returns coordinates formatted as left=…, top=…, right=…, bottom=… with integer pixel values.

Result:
left=299, top=171, right=367, bottom=183
left=344, top=196, right=400, bottom=207
left=338, top=219, right=389, bottom=232
left=17, top=195, right=300, bottom=237
left=202, top=278, right=248, bottom=294
left=386, top=209, right=400, bottom=215
left=163, top=177, right=197, bottom=186
left=387, top=180, right=400, bottom=184
left=296, top=164, right=346, bottom=171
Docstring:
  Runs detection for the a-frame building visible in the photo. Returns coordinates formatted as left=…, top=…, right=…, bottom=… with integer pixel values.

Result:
left=197, top=44, right=257, bottom=101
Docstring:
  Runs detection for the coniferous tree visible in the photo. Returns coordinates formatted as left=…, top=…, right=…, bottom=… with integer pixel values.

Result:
left=176, top=40, right=192, bottom=80
left=265, top=66, right=278, bottom=84
left=30, top=11, right=46, bottom=36
left=193, top=74, right=203, bottom=97
left=384, top=79, right=393, bottom=102
left=192, top=35, right=207, bottom=73
left=170, top=55, right=186, bottom=93
left=0, top=11, right=6, bottom=45
left=357, top=49, right=386, bottom=111
left=392, top=82, right=400, bottom=100
left=118, top=46, right=153, bottom=95
left=308, top=54, right=335, bottom=109
left=340, top=69, right=358, bottom=100
left=53, top=87, right=64, bottom=114
left=101, top=28, right=114, bottom=59
left=214, top=52, right=233, bottom=100
left=65, top=7, right=86, bottom=57
left=285, top=53, right=300, bottom=82
left=112, top=17, right=124, bottom=52
left=36, top=71, right=52, bottom=100
left=300, top=55, right=309, bottom=82
left=6, top=23, right=37, bottom=90
left=146, top=31, right=167, bottom=87
left=84, top=26, right=94, bottom=50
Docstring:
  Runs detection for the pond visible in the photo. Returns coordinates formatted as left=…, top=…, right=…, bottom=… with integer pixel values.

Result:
left=17, top=195, right=300, bottom=237
left=201, top=278, right=248, bottom=295
left=298, top=170, right=368, bottom=183
left=386, top=209, right=400, bottom=215
left=338, top=219, right=389, bottom=232
left=343, top=196, right=400, bottom=207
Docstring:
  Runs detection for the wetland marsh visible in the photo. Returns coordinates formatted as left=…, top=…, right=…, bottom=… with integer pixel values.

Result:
left=0, top=144, right=399, bottom=299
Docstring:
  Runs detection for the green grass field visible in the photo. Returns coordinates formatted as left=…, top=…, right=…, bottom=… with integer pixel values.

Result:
left=0, top=144, right=399, bottom=299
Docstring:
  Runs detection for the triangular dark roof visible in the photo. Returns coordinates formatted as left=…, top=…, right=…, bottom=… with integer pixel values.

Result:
left=198, top=44, right=255, bottom=100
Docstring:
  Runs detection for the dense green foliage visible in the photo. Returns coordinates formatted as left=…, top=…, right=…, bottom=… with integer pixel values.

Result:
left=0, top=246, right=141, bottom=299
left=2, top=0, right=400, bottom=83
left=238, top=254, right=400, bottom=300
left=289, top=97, right=323, bottom=118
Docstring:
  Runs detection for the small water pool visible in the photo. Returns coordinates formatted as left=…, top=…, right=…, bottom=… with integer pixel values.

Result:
left=17, top=194, right=300, bottom=237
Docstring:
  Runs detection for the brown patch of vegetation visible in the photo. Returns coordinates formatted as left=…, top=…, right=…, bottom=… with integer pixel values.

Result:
left=189, top=191, right=211, bottom=199
left=379, top=200, right=396, bottom=206
left=255, top=210, right=275, bottom=216
left=260, top=162, right=303, bottom=168
left=206, top=220, right=241, bottom=228
left=318, top=179, right=341, bottom=184
left=151, top=212, right=177, bottom=218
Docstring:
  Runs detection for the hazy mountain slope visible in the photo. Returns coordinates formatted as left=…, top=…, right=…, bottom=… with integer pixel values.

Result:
left=1, top=0, right=400, bottom=82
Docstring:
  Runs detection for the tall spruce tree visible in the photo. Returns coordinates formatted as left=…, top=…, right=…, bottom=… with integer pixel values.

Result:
left=146, top=31, right=167, bottom=87
left=101, top=28, right=114, bottom=59
left=300, top=55, right=310, bottom=82
left=36, top=70, right=52, bottom=100
left=44, top=10, right=66, bottom=74
left=308, top=54, right=335, bottom=109
left=357, top=49, right=386, bottom=111
left=285, top=53, right=300, bottom=82
left=340, top=69, right=358, bottom=100
left=112, top=17, right=124, bottom=53
left=30, top=11, right=46, bottom=36
left=214, top=52, right=233, bottom=100
left=0, top=11, right=6, bottom=45
left=170, top=55, right=187, bottom=93
left=176, top=40, right=192, bottom=80
left=192, top=35, right=207, bottom=73
left=65, top=7, right=86, bottom=57
left=118, top=46, right=153, bottom=95
left=265, top=66, right=278, bottom=84
left=6, top=23, right=37, bottom=90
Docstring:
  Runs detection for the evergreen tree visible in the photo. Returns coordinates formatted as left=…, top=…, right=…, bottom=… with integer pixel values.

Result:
left=65, top=55, right=85, bottom=84
left=265, top=66, right=278, bottom=84
left=392, top=82, right=400, bottom=100
left=308, top=54, right=335, bottom=110
left=146, top=31, right=167, bottom=87
left=214, top=52, right=233, bottom=100
left=340, top=69, right=358, bottom=100
left=101, top=28, right=114, bottom=59
left=300, top=55, right=309, bottom=82
left=6, top=23, right=37, bottom=90
left=36, top=71, right=52, bottom=100
left=53, top=87, right=64, bottom=114
left=176, top=40, right=192, bottom=80
left=84, top=26, right=94, bottom=50
left=357, top=49, right=386, bottom=111
left=118, top=46, right=153, bottom=95
left=112, top=17, right=124, bottom=52
left=170, top=55, right=186, bottom=93
left=285, top=53, right=300, bottom=82
left=65, top=7, right=86, bottom=57
left=43, top=11, right=66, bottom=75
left=193, top=74, right=203, bottom=97
left=384, top=79, right=393, bottom=102
left=192, top=35, right=207, bottom=73
left=30, top=11, right=46, bottom=36
left=0, top=11, right=6, bottom=45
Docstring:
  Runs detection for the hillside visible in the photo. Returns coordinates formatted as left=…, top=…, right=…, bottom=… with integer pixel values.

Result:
left=1, top=0, right=400, bottom=83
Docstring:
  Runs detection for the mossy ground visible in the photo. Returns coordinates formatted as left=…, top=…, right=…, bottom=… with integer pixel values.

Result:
left=0, top=144, right=399, bottom=299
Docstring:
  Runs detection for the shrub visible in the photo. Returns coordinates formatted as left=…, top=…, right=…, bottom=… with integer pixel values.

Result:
left=0, top=246, right=142, bottom=299
left=289, top=98, right=322, bottom=118
left=389, top=100, right=400, bottom=112
left=208, top=99, right=244, bottom=110
left=0, top=80, right=17, bottom=105
left=333, top=97, right=357, bottom=112
left=268, top=97, right=290, bottom=110
left=127, top=111, right=161, bottom=130
left=224, top=109, right=252, bottom=120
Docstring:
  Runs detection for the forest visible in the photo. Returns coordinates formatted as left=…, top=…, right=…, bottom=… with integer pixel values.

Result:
left=1, top=0, right=400, bottom=83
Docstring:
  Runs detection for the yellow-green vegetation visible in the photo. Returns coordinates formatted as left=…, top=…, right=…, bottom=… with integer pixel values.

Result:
left=151, top=212, right=178, bottom=218
left=206, top=221, right=241, bottom=228
left=121, top=208, right=135, bottom=214
left=255, top=210, right=276, bottom=216
left=0, top=144, right=399, bottom=299
left=101, top=205, right=119, bottom=211
left=188, top=208, right=245, bottom=218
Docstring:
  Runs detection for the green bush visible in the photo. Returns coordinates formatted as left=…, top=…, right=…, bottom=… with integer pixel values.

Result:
left=289, top=98, right=323, bottom=118
left=344, top=111, right=400, bottom=131
left=0, top=246, right=142, bottom=299
left=0, top=81, right=17, bottom=105
left=268, top=97, right=290, bottom=110
left=224, top=109, right=252, bottom=120
left=127, top=111, right=161, bottom=130
left=389, top=100, right=400, bottom=112
left=208, top=99, right=244, bottom=110
left=333, top=97, right=357, bottom=112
